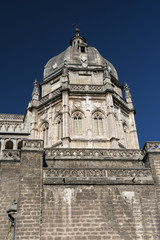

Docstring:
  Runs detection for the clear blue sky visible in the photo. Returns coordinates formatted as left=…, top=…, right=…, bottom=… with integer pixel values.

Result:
left=0, top=0, right=160, bottom=148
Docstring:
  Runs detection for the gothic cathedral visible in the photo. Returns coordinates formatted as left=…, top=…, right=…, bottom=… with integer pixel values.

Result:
left=1, top=29, right=160, bottom=240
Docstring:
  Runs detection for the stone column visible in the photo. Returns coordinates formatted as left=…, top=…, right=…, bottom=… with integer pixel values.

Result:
left=48, top=105, right=53, bottom=147
left=62, top=90, right=70, bottom=147
left=61, top=61, right=70, bottom=147
left=86, top=96, right=92, bottom=148
left=106, top=93, right=118, bottom=148
left=1, top=139, right=5, bottom=153
left=15, top=139, right=43, bottom=240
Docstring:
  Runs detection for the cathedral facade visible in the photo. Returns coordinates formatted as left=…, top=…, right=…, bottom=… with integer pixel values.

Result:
left=0, top=29, right=160, bottom=240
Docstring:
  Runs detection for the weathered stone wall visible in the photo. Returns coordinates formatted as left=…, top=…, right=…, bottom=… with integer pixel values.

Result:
left=15, top=140, right=43, bottom=240
left=144, top=142, right=160, bottom=218
left=1, top=141, right=160, bottom=240
left=0, top=160, right=20, bottom=239
left=41, top=185, right=160, bottom=240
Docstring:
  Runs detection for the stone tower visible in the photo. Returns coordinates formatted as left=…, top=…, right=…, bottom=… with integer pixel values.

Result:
left=29, top=28, right=139, bottom=150
left=0, top=30, right=160, bottom=240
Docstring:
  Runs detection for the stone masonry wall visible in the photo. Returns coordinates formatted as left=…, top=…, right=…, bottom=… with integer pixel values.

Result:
left=147, top=152, right=160, bottom=218
left=143, top=142, right=160, bottom=215
left=41, top=185, right=160, bottom=240
left=0, top=161, right=20, bottom=239
left=1, top=141, right=160, bottom=240
left=15, top=140, right=43, bottom=240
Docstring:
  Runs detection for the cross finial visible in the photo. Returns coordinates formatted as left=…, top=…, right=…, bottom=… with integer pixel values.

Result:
left=72, top=23, right=80, bottom=28
left=72, top=23, right=80, bottom=36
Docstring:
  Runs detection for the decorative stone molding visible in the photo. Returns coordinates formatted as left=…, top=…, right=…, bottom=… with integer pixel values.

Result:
left=94, top=102, right=101, bottom=109
left=108, top=169, right=151, bottom=177
left=45, top=148, right=144, bottom=160
left=74, top=102, right=81, bottom=108
left=44, top=168, right=152, bottom=179
left=0, top=114, right=24, bottom=120
left=70, top=84, right=104, bottom=92
left=0, top=122, right=23, bottom=132
left=2, top=150, right=20, bottom=160
left=143, top=142, right=160, bottom=152
left=88, top=85, right=103, bottom=91
left=70, top=85, right=85, bottom=91
left=22, top=139, right=44, bottom=150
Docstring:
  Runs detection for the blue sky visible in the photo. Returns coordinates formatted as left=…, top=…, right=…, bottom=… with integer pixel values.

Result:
left=0, top=0, right=160, bottom=148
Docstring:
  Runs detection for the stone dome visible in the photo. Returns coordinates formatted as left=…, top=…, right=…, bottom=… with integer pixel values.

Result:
left=43, top=30, right=118, bottom=81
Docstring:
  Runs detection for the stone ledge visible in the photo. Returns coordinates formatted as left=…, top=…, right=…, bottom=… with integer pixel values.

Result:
left=43, top=177, right=154, bottom=185
left=43, top=168, right=152, bottom=178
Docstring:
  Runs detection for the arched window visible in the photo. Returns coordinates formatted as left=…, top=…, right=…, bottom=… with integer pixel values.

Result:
left=72, top=112, right=83, bottom=136
left=57, top=115, right=63, bottom=140
left=41, top=122, right=49, bottom=146
left=93, top=112, right=103, bottom=136
left=5, top=140, right=13, bottom=149
left=17, top=140, right=23, bottom=149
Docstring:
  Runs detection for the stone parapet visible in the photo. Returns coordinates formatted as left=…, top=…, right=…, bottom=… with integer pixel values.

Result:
left=45, top=148, right=144, bottom=160
left=43, top=148, right=152, bottom=186
left=143, top=141, right=160, bottom=152
left=1, top=150, right=20, bottom=161
left=0, top=114, right=24, bottom=121
left=22, top=139, right=44, bottom=150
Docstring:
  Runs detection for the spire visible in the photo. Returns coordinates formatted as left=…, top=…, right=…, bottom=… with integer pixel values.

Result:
left=32, top=79, right=39, bottom=101
left=124, top=82, right=133, bottom=108
left=124, top=82, right=131, bottom=98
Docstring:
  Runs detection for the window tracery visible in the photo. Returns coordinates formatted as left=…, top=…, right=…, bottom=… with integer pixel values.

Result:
left=72, top=112, right=83, bottom=136
left=93, top=112, right=104, bottom=136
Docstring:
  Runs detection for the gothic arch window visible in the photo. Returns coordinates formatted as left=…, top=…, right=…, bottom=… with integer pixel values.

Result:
left=72, top=111, right=83, bottom=136
left=5, top=140, right=13, bottom=149
left=93, top=112, right=104, bottom=136
left=41, top=122, right=49, bottom=146
left=56, top=115, right=63, bottom=140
